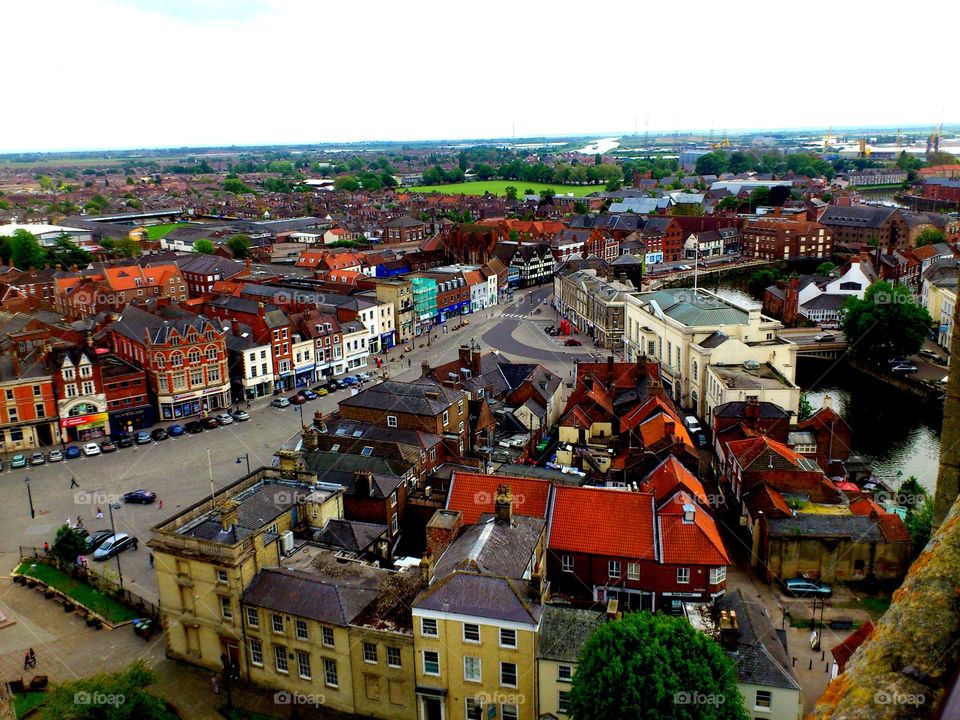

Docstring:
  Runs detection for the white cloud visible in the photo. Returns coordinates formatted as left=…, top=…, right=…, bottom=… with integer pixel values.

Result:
left=3, top=0, right=957, bottom=152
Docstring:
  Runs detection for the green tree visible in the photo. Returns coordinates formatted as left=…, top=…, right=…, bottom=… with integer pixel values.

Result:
left=798, top=393, right=815, bottom=421
left=38, top=660, right=170, bottom=720
left=226, top=234, right=251, bottom=259
left=10, top=229, right=47, bottom=269
left=37, top=174, right=55, bottom=191
left=380, top=172, right=398, bottom=188
left=748, top=268, right=781, bottom=299
left=905, top=495, right=934, bottom=557
left=569, top=612, right=747, bottom=720
left=605, top=178, right=623, bottom=192
left=46, top=235, right=92, bottom=269
left=899, top=476, right=927, bottom=511
left=0, top=235, right=11, bottom=265
left=926, top=151, right=958, bottom=166
left=573, top=200, right=588, bottom=214
left=815, top=261, right=837, bottom=275
left=101, top=237, right=142, bottom=258
left=334, top=175, right=360, bottom=192
left=194, top=239, right=215, bottom=254
left=504, top=185, right=518, bottom=201
left=915, top=227, right=945, bottom=247
left=728, top=151, right=752, bottom=174
left=695, top=151, right=728, bottom=176
left=749, top=186, right=771, bottom=209
left=51, top=524, right=86, bottom=565
left=842, top=281, right=933, bottom=363
left=474, top=163, right=496, bottom=180
left=717, top=196, right=741, bottom=212
left=896, top=151, right=924, bottom=173
left=223, top=177, right=254, bottom=194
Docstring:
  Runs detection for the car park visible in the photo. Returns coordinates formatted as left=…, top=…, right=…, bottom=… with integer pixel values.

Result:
left=93, top=532, right=138, bottom=560
left=64, top=446, right=82, bottom=459
left=891, top=364, right=918, bottom=374
left=185, top=420, right=204, bottom=434
left=48, top=449, right=64, bottom=463
left=168, top=424, right=185, bottom=437
left=150, top=428, right=168, bottom=442
left=29, top=452, right=46, bottom=466
left=813, top=333, right=836, bottom=342
left=201, top=416, right=220, bottom=430
left=100, top=439, right=118, bottom=453
left=10, top=454, right=27, bottom=469
left=83, top=443, right=101, bottom=457
left=122, top=489, right=157, bottom=504
left=135, top=431, right=152, bottom=445
left=563, top=338, right=582, bottom=346
left=289, top=394, right=307, bottom=405
left=231, top=410, right=251, bottom=422
left=271, top=397, right=290, bottom=408
left=216, top=413, right=234, bottom=425
left=85, top=529, right=114, bottom=553
left=783, top=578, right=832, bottom=598
left=115, top=435, right=134, bottom=448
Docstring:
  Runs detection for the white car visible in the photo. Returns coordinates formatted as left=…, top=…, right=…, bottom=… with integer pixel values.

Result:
left=82, top=443, right=101, bottom=457
left=215, top=413, right=234, bottom=425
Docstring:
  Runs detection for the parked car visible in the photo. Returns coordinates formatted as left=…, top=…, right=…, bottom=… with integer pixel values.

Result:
left=150, top=427, right=168, bottom=442
left=48, top=449, right=64, bottom=463
left=813, top=333, right=836, bottom=343
left=783, top=578, right=832, bottom=598
left=115, top=435, right=134, bottom=448
left=215, top=413, right=234, bottom=425
left=167, top=424, right=185, bottom=437
left=93, top=532, right=138, bottom=560
left=271, top=397, right=290, bottom=408
left=10, top=454, right=27, bottom=468
left=122, top=489, right=157, bottom=504
left=919, top=349, right=943, bottom=362
left=891, top=364, right=919, bottom=374
left=357, top=373, right=372, bottom=382
left=134, top=431, right=152, bottom=445
left=314, top=388, right=328, bottom=397
left=231, top=410, right=251, bottom=422
left=100, top=439, right=118, bottom=453
left=185, top=420, right=204, bottom=434
left=341, top=375, right=360, bottom=386
left=289, top=394, right=307, bottom=405
left=64, top=446, right=82, bottom=460
left=684, top=416, right=703, bottom=435
left=201, top=416, right=220, bottom=430
left=85, top=529, right=114, bottom=553
left=563, top=338, right=582, bottom=347
left=323, top=381, right=340, bottom=392
left=82, top=443, right=101, bottom=457
left=29, top=452, right=46, bottom=466
left=299, top=389, right=318, bottom=400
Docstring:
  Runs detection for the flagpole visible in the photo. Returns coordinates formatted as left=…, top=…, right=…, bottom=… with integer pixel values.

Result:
left=693, top=235, right=699, bottom=294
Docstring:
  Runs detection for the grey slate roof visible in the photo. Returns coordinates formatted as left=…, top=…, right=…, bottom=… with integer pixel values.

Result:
left=713, top=401, right=791, bottom=421
left=416, top=572, right=543, bottom=625
left=766, top=514, right=890, bottom=541
left=241, top=567, right=379, bottom=626
left=819, top=205, right=898, bottom=229
left=718, top=589, right=800, bottom=690
left=538, top=606, right=605, bottom=662
left=111, top=304, right=222, bottom=346
left=313, top=518, right=387, bottom=554
left=434, top=514, right=544, bottom=580
left=338, top=381, right=464, bottom=417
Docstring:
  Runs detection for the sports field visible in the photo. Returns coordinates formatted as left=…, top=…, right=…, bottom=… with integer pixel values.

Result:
left=402, top=180, right=600, bottom=197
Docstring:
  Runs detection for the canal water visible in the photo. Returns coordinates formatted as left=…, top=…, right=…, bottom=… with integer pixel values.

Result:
left=708, top=277, right=943, bottom=491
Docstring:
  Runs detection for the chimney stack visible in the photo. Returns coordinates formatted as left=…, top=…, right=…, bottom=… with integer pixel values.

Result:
left=584, top=373, right=594, bottom=392
left=458, top=344, right=471, bottom=365
left=494, top=484, right=513, bottom=525
left=354, top=470, right=374, bottom=497
left=471, top=345, right=481, bottom=376
left=663, top=418, right=675, bottom=440
left=823, top=395, right=833, bottom=411
left=419, top=549, right=434, bottom=586
left=230, top=318, right=240, bottom=337
left=421, top=360, right=431, bottom=378
left=719, top=609, right=740, bottom=650
left=426, top=509, right=462, bottom=560
left=219, top=501, right=239, bottom=532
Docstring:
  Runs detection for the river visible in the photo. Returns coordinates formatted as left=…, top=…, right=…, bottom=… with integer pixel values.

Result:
left=578, top=138, right=620, bottom=154
left=710, top=278, right=943, bottom=491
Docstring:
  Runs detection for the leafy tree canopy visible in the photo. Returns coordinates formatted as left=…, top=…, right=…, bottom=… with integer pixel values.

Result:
left=842, top=281, right=933, bottom=363
left=194, top=239, right=215, bottom=254
left=569, top=612, right=748, bottom=720
left=226, top=234, right=251, bottom=259
left=51, top=524, right=87, bottom=565
left=38, top=660, right=173, bottom=720
left=915, top=227, right=945, bottom=247
left=10, top=229, right=47, bottom=270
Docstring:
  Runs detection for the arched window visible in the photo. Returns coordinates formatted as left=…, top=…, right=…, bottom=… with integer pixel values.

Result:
left=170, top=353, right=183, bottom=368
left=206, top=346, right=218, bottom=361
left=692, top=360, right=699, bottom=381
left=691, top=390, right=699, bottom=415
left=155, top=354, right=165, bottom=369
left=188, top=349, right=201, bottom=364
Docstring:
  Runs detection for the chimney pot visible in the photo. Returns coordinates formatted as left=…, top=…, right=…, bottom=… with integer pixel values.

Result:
left=494, top=484, right=514, bottom=525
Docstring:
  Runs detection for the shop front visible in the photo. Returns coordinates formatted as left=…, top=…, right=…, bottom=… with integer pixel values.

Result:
left=379, top=331, right=396, bottom=351
left=294, top=364, right=316, bottom=389
left=160, top=387, right=229, bottom=421
left=109, top=405, right=155, bottom=436
left=60, top=404, right=109, bottom=443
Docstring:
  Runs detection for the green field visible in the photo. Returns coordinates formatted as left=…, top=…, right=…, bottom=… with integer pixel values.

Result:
left=403, top=180, right=601, bottom=198
left=16, top=562, right=139, bottom=624
left=144, top=222, right=191, bottom=240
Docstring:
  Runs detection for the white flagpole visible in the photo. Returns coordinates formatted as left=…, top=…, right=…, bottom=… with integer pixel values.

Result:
left=693, top=234, right=699, bottom=293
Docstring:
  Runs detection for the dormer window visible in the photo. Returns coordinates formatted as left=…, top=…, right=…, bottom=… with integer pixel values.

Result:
left=682, top=503, right=696, bottom=524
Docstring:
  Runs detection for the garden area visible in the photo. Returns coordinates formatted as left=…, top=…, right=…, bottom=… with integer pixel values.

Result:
left=15, top=561, right=139, bottom=625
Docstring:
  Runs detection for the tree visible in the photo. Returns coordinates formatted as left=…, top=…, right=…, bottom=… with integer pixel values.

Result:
left=798, top=393, right=815, bottom=421
left=51, top=524, right=86, bottom=565
left=334, top=175, right=360, bottom=192
left=10, top=229, right=47, bottom=270
left=46, top=235, right=92, bottom=269
left=905, top=495, right=934, bottom=558
left=749, top=186, right=771, bottom=209
left=194, top=239, right=215, bottom=254
left=728, top=151, right=752, bottom=174
left=0, top=235, right=11, bottom=265
left=474, top=163, right=496, bottom=180
left=504, top=185, right=518, bottom=201
left=101, top=237, right=141, bottom=258
left=926, top=151, right=958, bottom=166
left=899, top=476, right=928, bottom=511
left=569, top=612, right=747, bottom=720
left=573, top=200, right=588, bottom=214
left=222, top=177, right=254, bottom=194
left=38, top=660, right=171, bottom=720
left=605, top=178, right=623, bottom=192
left=842, top=281, right=933, bottom=363
left=37, top=174, right=55, bottom=191
left=897, top=151, right=924, bottom=173
left=748, top=268, right=781, bottom=299
left=226, top=234, right=251, bottom=259
left=815, top=261, right=837, bottom=276
left=717, top=196, right=741, bottom=213
left=695, top=151, right=728, bottom=176
left=915, top=227, right=945, bottom=247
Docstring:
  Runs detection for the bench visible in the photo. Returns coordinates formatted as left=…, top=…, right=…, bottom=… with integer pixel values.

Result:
left=830, top=618, right=855, bottom=630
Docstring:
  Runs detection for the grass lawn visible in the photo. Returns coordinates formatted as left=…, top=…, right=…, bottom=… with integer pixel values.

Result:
left=15, top=562, right=139, bottom=624
left=144, top=223, right=190, bottom=240
left=834, top=595, right=892, bottom=620
left=14, top=691, right=48, bottom=717
left=402, top=180, right=601, bottom=197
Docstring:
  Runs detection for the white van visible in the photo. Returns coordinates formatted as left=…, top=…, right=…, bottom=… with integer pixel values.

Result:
left=684, top=415, right=702, bottom=434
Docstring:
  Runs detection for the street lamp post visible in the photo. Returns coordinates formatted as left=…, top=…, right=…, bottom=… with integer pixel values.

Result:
left=107, top=501, right=123, bottom=589
left=236, top=453, right=251, bottom=474
left=25, top=476, right=35, bottom=519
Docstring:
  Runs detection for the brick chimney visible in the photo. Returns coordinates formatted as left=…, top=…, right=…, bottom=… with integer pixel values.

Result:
left=471, top=345, right=481, bottom=376
left=663, top=418, right=675, bottom=440
left=458, top=344, right=471, bottom=365
left=494, top=484, right=513, bottom=525
left=421, top=360, right=432, bottom=378
left=719, top=609, right=740, bottom=650
left=219, top=501, right=239, bottom=532
left=426, top=509, right=462, bottom=560
left=257, top=302, right=266, bottom=321
left=583, top=373, right=594, bottom=392
left=230, top=318, right=240, bottom=337
left=354, top=470, right=374, bottom=497
left=420, top=549, right=435, bottom=585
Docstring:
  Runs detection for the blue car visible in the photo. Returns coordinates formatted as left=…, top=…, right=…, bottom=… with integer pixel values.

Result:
left=341, top=375, right=359, bottom=386
left=168, top=424, right=185, bottom=437
left=10, top=454, right=27, bottom=469
left=135, top=431, right=152, bottom=445
left=64, top=446, right=82, bottom=459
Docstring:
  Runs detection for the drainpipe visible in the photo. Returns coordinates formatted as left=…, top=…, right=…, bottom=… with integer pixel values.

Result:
left=934, top=294, right=960, bottom=526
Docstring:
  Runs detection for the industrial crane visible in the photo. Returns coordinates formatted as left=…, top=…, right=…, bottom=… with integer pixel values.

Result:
left=927, top=123, right=943, bottom=155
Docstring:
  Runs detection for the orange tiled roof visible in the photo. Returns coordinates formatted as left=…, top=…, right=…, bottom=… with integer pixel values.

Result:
left=102, top=264, right=179, bottom=291
left=657, top=510, right=729, bottom=566
left=446, top=472, right=552, bottom=525
left=548, top=486, right=656, bottom=560
left=642, top=456, right=708, bottom=506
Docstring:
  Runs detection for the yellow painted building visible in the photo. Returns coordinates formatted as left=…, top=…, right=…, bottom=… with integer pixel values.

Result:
left=536, top=606, right=604, bottom=719
left=412, top=489, right=547, bottom=720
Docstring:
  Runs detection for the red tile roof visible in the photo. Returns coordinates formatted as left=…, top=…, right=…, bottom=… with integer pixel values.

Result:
left=849, top=496, right=885, bottom=516
left=876, top=513, right=912, bottom=543
left=831, top=621, right=875, bottom=673
left=657, top=510, right=730, bottom=566
left=446, top=472, right=552, bottom=525
left=548, top=486, right=656, bottom=560
left=642, top=456, right=708, bottom=507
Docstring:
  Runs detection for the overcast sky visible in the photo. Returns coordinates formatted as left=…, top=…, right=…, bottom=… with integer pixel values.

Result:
left=5, top=0, right=956, bottom=153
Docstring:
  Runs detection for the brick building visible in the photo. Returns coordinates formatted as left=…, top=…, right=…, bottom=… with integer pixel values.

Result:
left=742, top=215, right=833, bottom=260
left=0, top=349, right=59, bottom=452
left=50, top=346, right=109, bottom=443
left=818, top=205, right=908, bottom=249
left=383, top=216, right=428, bottom=244
left=55, top=263, right=187, bottom=320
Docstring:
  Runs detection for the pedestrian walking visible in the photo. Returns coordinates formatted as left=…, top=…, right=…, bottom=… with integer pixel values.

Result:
left=96, top=507, right=104, bottom=519
left=43, top=542, right=50, bottom=555
left=76, top=515, right=83, bottom=529
left=149, top=552, right=154, bottom=568
left=159, top=499, right=163, bottom=510
left=70, top=476, right=79, bottom=489
left=408, top=359, right=412, bottom=368
left=210, top=675, right=219, bottom=695
left=65, top=517, right=72, bottom=529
